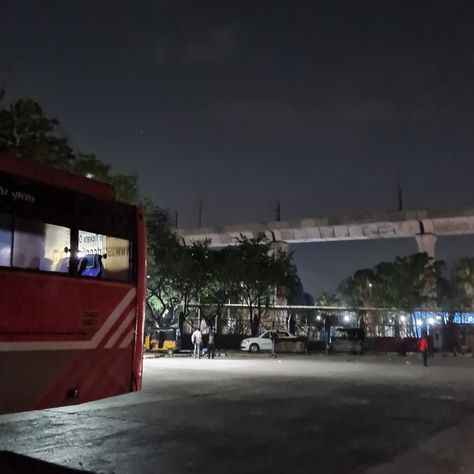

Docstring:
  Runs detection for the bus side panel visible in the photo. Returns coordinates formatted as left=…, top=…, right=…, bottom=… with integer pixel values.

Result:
left=132, top=207, right=146, bottom=391
left=0, top=351, right=75, bottom=413
left=36, top=347, right=134, bottom=411
left=0, top=348, right=133, bottom=413
left=0, top=270, right=138, bottom=414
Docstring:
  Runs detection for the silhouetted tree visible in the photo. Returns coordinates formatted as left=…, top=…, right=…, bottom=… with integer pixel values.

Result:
left=0, top=98, right=74, bottom=169
left=0, top=95, right=138, bottom=203
left=233, top=235, right=299, bottom=336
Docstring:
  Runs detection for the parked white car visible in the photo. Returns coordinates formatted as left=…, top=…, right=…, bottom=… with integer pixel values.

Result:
left=240, top=330, right=296, bottom=353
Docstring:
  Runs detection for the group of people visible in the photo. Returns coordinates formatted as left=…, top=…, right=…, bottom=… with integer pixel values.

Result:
left=191, top=328, right=216, bottom=359
left=192, top=328, right=434, bottom=365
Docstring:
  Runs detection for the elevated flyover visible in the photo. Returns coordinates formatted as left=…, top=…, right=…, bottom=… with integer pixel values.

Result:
left=177, top=208, right=474, bottom=258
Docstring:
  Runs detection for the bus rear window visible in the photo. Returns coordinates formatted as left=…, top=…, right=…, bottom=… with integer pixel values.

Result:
left=78, top=231, right=131, bottom=281
left=0, top=213, right=12, bottom=267
left=12, top=218, right=70, bottom=273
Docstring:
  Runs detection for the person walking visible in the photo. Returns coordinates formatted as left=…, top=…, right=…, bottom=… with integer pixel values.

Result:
left=191, top=327, right=203, bottom=359
left=207, top=329, right=216, bottom=359
left=418, top=335, right=428, bottom=367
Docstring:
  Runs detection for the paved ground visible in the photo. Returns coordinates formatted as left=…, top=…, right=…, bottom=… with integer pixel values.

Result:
left=1, top=353, right=474, bottom=474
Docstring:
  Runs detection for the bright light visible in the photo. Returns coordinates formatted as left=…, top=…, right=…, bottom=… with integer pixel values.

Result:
left=400, top=315, right=407, bottom=323
left=368, top=282, right=373, bottom=288
left=86, top=173, right=94, bottom=179
left=344, top=315, right=350, bottom=322
left=316, top=315, right=322, bottom=321
left=428, top=317, right=435, bottom=325
left=416, top=320, right=423, bottom=327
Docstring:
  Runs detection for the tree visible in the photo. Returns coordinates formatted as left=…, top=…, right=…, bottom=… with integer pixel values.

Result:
left=195, top=246, right=239, bottom=332
left=314, top=292, right=342, bottom=307
left=145, top=201, right=186, bottom=329
left=73, top=153, right=139, bottom=203
left=0, top=96, right=139, bottom=204
left=386, top=253, right=443, bottom=338
left=451, top=258, right=474, bottom=309
left=0, top=98, right=75, bottom=169
left=339, top=268, right=377, bottom=328
left=336, top=253, right=444, bottom=336
left=176, top=240, right=213, bottom=328
left=145, top=203, right=215, bottom=334
left=442, top=258, right=474, bottom=352
left=232, top=235, right=299, bottom=336
left=390, top=253, right=440, bottom=315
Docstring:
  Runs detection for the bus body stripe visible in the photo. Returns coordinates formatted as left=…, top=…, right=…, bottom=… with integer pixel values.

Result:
left=0, top=288, right=136, bottom=352
left=90, top=288, right=136, bottom=345
left=118, top=329, right=135, bottom=349
left=104, top=310, right=135, bottom=349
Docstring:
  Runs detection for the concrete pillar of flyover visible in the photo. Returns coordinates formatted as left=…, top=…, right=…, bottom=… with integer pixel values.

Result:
left=415, top=233, right=437, bottom=259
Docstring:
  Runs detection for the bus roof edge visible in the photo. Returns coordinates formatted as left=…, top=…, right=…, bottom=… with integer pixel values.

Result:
left=0, top=154, right=116, bottom=201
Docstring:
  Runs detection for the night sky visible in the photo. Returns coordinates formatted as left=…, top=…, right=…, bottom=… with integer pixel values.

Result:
left=2, top=1, right=474, bottom=295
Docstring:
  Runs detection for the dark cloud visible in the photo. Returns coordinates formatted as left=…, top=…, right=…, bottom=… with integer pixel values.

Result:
left=155, top=24, right=241, bottom=67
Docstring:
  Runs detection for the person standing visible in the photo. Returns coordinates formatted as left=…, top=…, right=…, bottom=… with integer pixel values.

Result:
left=418, top=335, right=428, bottom=367
left=191, top=327, right=203, bottom=359
left=272, top=331, right=279, bottom=358
left=305, top=325, right=311, bottom=355
left=207, top=329, right=216, bottom=359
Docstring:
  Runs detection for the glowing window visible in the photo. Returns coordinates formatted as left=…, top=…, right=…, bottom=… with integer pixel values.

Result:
left=12, top=218, right=70, bottom=273
left=0, top=213, right=12, bottom=267
left=78, top=231, right=131, bottom=281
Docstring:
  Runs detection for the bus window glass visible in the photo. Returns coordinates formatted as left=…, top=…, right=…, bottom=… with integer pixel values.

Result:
left=43, top=223, right=71, bottom=273
left=103, top=236, right=131, bottom=281
left=78, top=230, right=104, bottom=256
left=0, top=213, right=12, bottom=267
left=13, top=218, right=70, bottom=273
left=13, top=219, right=44, bottom=270
left=78, top=231, right=131, bottom=281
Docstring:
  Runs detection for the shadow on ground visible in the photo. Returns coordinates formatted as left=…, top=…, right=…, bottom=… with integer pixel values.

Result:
left=0, top=451, right=92, bottom=474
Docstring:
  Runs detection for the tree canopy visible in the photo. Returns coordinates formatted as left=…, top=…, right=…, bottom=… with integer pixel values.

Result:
left=145, top=228, right=300, bottom=336
left=0, top=99, right=74, bottom=169
left=0, top=95, right=138, bottom=203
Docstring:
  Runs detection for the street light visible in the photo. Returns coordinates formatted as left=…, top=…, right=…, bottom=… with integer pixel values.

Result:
left=344, top=315, right=350, bottom=322
left=400, top=315, right=407, bottom=323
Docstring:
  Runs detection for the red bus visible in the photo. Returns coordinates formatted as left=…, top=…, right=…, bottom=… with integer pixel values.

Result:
left=0, top=155, right=146, bottom=414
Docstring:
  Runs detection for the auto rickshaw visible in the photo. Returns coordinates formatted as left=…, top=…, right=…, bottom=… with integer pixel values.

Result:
left=144, top=328, right=181, bottom=355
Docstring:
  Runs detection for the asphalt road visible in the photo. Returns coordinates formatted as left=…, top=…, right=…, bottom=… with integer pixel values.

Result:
left=1, top=354, right=474, bottom=474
